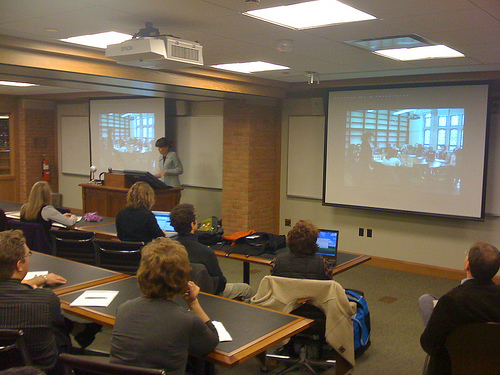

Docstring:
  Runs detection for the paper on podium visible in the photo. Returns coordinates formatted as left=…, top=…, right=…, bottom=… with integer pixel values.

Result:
left=70, top=290, right=119, bottom=307
left=212, top=321, right=232, bottom=342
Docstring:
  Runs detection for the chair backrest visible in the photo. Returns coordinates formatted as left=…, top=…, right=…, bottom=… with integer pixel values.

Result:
left=94, top=239, right=144, bottom=275
left=445, top=322, right=500, bottom=375
left=0, top=209, right=7, bottom=231
left=190, top=263, right=216, bottom=294
left=49, top=229, right=96, bottom=264
left=58, top=353, right=166, bottom=375
left=0, top=329, right=32, bottom=370
left=7, top=220, right=53, bottom=254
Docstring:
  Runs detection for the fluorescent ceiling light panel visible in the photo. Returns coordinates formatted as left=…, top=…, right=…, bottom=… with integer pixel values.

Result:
left=212, top=61, right=290, bottom=73
left=60, top=31, right=132, bottom=49
left=243, top=0, right=375, bottom=30
left=0, top=81, right=38, bottom=87
left=375, top=45, right=464, bottom=61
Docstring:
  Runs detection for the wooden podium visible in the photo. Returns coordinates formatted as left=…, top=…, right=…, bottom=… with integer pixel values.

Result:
left=80, top=173, right=182, bottom=217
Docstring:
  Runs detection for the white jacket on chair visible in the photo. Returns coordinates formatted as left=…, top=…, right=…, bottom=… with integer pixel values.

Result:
left=250, top=275, right=357, bottom=367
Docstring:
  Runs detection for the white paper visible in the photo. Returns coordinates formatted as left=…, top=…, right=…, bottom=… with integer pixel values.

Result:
left=70, top=290, right=119, bottom=307
left=212, top=320, right=232, bottom=342
left=25, top=270, right=48, bottom=280
left=5, top=211, right=20, bottom=219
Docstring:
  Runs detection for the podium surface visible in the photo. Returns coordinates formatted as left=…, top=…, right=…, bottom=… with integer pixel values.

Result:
left=80, top=173, right=181, bottom=217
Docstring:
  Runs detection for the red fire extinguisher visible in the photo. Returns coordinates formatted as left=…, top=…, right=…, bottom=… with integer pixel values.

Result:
left=42, top=155, right=50, bottom=182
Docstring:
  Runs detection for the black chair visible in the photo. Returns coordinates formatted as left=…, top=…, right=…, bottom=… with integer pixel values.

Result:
left=0, top=329, right=32, bottom=370
left=49, top=229, right=96, bottom=265
left=0, top=209, right=7, bottom=231
left=58, top=353, right=166, bottom=375
left=444, top=322, right=500, bottom=375
left=190, top=263, right=216, bottom=294
left=7, top=220, right=53, bottom=254
left=94, top=239, right=144, bottom=275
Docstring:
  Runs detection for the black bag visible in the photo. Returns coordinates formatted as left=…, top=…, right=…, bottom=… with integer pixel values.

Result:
left=196, top=216, right=224, bottom=246
left=235, top=232, right=286, bottom=254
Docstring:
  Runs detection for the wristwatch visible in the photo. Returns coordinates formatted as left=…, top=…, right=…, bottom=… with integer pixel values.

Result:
left=42, top=274, right=48, bottom=283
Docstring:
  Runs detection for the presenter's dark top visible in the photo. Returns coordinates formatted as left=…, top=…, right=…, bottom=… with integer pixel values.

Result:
left=116, top=206, right=165, bottom=243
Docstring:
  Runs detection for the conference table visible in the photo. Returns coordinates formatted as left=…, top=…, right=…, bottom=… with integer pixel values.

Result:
left=2, top=199, right=371, bottom=284
left=29, top=252, right=313, bottom=368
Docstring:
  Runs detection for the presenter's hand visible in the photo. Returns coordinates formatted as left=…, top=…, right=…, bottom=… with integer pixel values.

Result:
left=157, top=170, right=166, bottom=178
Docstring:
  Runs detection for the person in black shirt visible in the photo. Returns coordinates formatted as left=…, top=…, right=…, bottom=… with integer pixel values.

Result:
left=116, top=181, right=165, bottom=243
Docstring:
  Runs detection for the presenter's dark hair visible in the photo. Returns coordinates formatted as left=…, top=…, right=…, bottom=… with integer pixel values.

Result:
left=155, top=137, right=171, bottom=148
left=137, top=237, right=191, bottom=299
left=170, top=203, right=196, bottom=235
left=287, top=220, right=319, bottom=256
left=467, top=241, right=500, bottom=281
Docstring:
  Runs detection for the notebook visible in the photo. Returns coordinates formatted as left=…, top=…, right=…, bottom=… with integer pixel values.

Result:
left=152, top=211, right=177, bottom=236
left=316, top=229, right=339, bottom=261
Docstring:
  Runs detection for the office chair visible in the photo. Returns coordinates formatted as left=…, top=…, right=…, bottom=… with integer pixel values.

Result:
left=57, top=353, right=166, bottom=375
left=444, top=322, right=500, bottom=375
left=94, top=239, right=144, bottom=275
left=0, top=329, right=32, bottom=370
left=251, top=275, right=356, bottom=375
left=190, top=263, right=217, bottom=294
left=7, top=220, right=53, bottom=254
left=0, top=209, right=7, bottom=231
left=49, top=229, right=96, bottom=264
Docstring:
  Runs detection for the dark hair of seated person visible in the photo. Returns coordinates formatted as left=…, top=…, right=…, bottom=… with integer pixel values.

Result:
left=467, top=241, right=500, bottom=281
left=287, top=220, right=319, bottom=256
left=170, top=203, right=196, bottom=236
left=137, top=237, right=192, bottom=299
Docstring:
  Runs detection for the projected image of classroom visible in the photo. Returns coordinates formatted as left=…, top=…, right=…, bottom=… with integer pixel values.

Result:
left=344, top=108, right=464, bottom=195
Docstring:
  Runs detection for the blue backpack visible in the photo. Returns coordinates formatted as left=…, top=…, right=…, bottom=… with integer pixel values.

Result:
left=345, top=289, right=371, bottom=356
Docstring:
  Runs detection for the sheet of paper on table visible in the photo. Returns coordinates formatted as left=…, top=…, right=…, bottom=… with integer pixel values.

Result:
left=70, top=290, right=119, bottom=307
left=25, top=270, right=48, bottom=280
left=212, top=320, right=232, bottom=342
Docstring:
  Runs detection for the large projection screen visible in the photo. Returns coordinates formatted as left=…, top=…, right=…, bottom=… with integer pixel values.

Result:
left=90, top=98, right=165, bottom=173
left=324, top=84, right=489, bottom=219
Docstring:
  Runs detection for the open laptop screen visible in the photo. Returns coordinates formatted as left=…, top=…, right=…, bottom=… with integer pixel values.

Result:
left=152, top=211, right=175, bottom=232
left=316, top=229, right=339, bottom=259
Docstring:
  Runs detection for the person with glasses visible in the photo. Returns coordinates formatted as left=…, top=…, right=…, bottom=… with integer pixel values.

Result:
left=418, top=242, right=500, bottom=375
left=0, top=229, right=72, bottom=374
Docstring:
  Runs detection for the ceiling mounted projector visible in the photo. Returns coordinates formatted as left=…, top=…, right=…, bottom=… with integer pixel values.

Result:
left=105, top=23, right=203, bottom=69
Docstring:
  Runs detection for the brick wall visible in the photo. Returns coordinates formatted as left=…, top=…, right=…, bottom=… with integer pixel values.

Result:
left=17, top=99, right=57, bottom=201
left=222, top=100, right=280, bottom=234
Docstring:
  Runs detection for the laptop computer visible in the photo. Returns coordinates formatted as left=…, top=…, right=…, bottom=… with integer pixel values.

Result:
left=152, top=211, right=177, bottom=237
left=316, top=229, right=339, bottom=262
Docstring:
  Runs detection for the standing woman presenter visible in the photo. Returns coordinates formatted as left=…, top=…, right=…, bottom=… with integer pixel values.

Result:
left=155, top=137, right=183, bottom=188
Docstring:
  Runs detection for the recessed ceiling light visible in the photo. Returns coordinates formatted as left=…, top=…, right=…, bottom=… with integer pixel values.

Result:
left=0, top=81, right=38, bottom=87
left=375, top=45, right=464, bottom=61
left=60, top=31, right=132, bottom=49
left=211, top=61, right=290, bottom=73
left=243, top=0, right=375, bottom=30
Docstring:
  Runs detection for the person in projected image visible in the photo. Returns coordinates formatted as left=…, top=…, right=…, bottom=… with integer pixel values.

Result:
left=382, top=147, right=402, bottom=167
left=418, top=242, right=500, bottom=375
left=155, top=137, right=183, bottom=188
left=356, top=130, right=375, bottom=184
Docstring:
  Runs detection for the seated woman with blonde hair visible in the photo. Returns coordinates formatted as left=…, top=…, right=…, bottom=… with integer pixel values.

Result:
left=110, top=237, right=219, bottom=374
left=20, top=181, right=77, bottom=234
left=115, top=181, right=165, bottom=243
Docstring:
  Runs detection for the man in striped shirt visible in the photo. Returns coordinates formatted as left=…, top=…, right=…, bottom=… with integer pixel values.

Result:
left=0, top=230, right=72, bottom=374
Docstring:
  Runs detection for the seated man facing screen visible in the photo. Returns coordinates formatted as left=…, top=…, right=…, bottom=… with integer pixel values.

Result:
left=170, top=203, right=253, bottom=300
left=110, top=237, right=219, bottom=374
left=0, top=230, right=71, bottom=374
left=271, top=220, right=336, bottom=280
left=419, top=241, right=500, bottom=375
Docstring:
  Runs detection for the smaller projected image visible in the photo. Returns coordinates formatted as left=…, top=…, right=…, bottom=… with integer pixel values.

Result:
left=98, top=112, right=156, bottom=170
left=344, top=108, right=464, bottom=195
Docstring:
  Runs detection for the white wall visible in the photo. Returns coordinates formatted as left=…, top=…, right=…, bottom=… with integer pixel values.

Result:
left=280, top=98, right=500, bottom=272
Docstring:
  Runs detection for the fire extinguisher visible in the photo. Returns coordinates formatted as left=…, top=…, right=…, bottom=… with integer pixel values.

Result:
left=42, top=155, right=50, bottom=182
